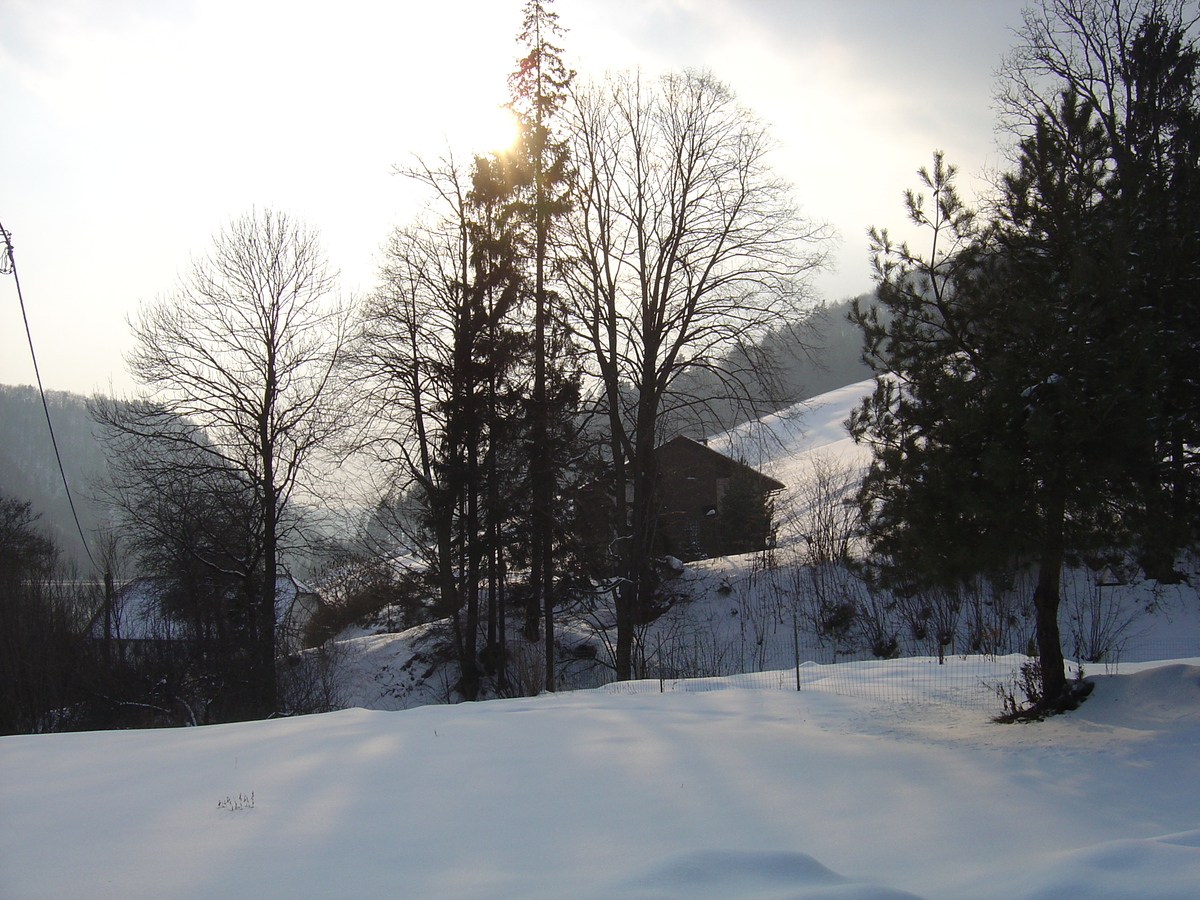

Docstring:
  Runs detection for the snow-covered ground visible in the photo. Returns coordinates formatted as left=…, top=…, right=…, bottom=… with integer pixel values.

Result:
left=707, top=376, right=874, bottom=482
left=3, top=657, right=1199, bottom=899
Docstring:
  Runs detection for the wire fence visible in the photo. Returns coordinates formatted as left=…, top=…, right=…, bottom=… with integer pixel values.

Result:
left=565, top=558, right=1200, bottom=715
left=599, top=655, right=1026, bottom=712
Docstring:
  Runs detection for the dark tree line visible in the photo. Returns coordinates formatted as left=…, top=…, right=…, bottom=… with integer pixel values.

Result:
left=0, top=495, right=89, bottom=734
left=851, top=0, right=1200, bottom=716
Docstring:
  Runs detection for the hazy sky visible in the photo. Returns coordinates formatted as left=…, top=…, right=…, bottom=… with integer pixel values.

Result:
left=0, top=0, right=1028, bottom=396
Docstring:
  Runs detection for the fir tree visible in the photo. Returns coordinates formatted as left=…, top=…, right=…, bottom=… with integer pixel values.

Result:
left=851, top=134, right=1141, bottom=714
left=506, top=0, right=575, bottom=689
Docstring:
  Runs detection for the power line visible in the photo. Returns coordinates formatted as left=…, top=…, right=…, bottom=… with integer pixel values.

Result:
left=1, top=218, right=99, bottom=573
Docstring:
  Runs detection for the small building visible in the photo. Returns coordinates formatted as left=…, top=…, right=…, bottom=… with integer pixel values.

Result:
left=654, top=436, right=785, bottom=561
left=87, top=573, right=324, bottom=661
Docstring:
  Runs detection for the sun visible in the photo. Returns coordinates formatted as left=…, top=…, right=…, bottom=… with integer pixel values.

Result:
left=471, top=104, right=522, bottom=155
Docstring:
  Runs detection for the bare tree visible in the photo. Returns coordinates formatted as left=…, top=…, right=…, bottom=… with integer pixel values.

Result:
left=89, top=409, right=269, bottom=720
left=96, top=209, right=346, bottom=718
left=999, top=0, right=1199, bottom=150
left=563, top=69, right=831, bottom=679
left=778, top=452, right=863, bottom=566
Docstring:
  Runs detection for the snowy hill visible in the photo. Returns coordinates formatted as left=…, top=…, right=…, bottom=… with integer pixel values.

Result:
left=320, top=375, right=1200, bottom=713
left=706, top=376, right=874, bottom=481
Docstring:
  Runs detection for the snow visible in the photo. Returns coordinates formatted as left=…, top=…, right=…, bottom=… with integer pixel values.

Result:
left=706, top=377, right=875, bottom=484
left=5, top=377, right=1198, bottom=898
left=3, top=658, right=1200, bottom=899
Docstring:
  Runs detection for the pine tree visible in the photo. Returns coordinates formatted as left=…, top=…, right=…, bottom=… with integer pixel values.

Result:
left=350, top=156, right=530, bottom=701
left=506, top=0, right=575, bottom=690
left=1002, top=0, right=1200, bottom=576
left=851, top=134, right=1141, bottom=714
left=853, top=2, right=1200, bottom=715
left=1115, top=14, right=1200, bottom=576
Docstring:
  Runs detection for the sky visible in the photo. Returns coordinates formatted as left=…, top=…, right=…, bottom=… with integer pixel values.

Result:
left=0, top=0, right=1029, bottom=397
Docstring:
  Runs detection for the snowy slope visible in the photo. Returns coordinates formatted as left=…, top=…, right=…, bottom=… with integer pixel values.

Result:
left=3, top=659, right=1200, bottom=900
left=323, top=375, right=1200, bottom=712
left=706, top=377, right=875, bottom=487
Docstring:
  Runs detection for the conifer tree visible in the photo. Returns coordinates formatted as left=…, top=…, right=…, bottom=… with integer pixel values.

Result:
left=1114, top=14, right=1200, bottom=576
left=349, top=155, right=529, bottom=701
left=1003, top=0, right=1200, bottom=575
left=853, top=1, right=1200, bottom=715
left=851, top=136, right=1141, bottom=713
left=506, top=0, right=575, bottom=690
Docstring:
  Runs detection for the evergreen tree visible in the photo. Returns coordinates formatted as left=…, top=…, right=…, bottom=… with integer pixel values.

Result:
left=1114, top=14, right=1200, bottom=576
left=853, top=2, right=1200, bottom=715
left=1003, top=0, right=1200, bottom=575
left=851, top=136, right=1141, bottom=714
left=506, top=0, right=575, bottom=689
left=0, top=495, right=87, bottom=734
left=349, top=156, right=532, bottom=701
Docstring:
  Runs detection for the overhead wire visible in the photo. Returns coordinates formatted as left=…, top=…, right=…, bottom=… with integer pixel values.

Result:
left=1, top=218, right=99, bottom=573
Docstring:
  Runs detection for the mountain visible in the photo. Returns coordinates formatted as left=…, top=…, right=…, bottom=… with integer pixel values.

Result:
left=0, top=384, right=110, bottom=572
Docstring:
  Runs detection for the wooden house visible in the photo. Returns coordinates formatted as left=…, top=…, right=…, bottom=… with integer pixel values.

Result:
left=654, top=436, right=785, bottom=561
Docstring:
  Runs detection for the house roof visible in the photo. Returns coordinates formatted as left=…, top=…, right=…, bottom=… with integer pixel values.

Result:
left=656, top=436, right=786, bottom=492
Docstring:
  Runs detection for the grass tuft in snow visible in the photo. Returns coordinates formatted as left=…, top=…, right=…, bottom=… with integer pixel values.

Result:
left=216, top=792, right=255, bottom=812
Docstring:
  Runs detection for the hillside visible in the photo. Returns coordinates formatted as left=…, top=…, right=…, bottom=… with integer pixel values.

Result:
left=0, top=384, right=110, bottom=571
left=323, top=377, right=1200, bottom=714
left=707, top=376, right=873, bottom=480
left=656, top=297, right=875, bottom=439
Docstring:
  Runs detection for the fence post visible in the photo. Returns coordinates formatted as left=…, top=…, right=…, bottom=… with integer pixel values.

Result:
left=793, top=602, right=801, bottom=691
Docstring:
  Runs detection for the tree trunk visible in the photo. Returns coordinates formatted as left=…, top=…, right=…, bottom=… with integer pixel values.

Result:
left=1032, top=490, right=1067, bottom=706
left=609, top=422, right=634, bottom=681
left=259, top=495, right=278, bottom=718
left=461, top=438, right=482, bottom=701
left=617, top=399, right=660, bottom=681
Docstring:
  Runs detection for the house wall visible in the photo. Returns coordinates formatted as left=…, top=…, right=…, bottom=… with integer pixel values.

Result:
left=656, top=440, right=726, bottom=559
left=654, top=437, right=784, bottom=561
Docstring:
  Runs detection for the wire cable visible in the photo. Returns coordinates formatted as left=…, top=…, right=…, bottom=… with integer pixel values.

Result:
left=1, top=218, right=99, bottom=572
